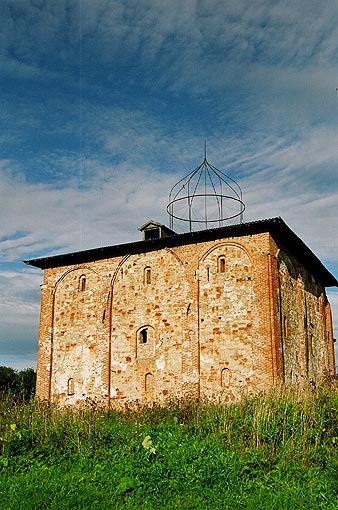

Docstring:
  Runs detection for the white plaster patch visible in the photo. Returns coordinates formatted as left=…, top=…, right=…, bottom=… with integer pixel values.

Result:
left=200, top=354, right=214, bottom=365
left=117, top=362, right=127, bottom=371
left=156, top=355, right=165, bottom=370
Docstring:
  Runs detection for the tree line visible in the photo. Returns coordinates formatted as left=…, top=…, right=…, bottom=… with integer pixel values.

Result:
left=0, top=366, right=36, bottom=400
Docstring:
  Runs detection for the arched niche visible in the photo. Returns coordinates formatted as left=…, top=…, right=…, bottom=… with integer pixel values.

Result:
left=51, top=267, right=110, bottom=404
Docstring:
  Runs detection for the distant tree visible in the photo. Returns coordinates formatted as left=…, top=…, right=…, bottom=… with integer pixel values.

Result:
left=17, top=368, right=36, bottom=400
left=0, top=366, right=36, bottom=400
left=0, top=366, right=18, bottom=394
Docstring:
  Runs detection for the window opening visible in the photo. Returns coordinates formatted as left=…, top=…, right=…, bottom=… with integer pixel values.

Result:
left=67, top=378, right=75, bottom=396
left=218, top=256, right=226, bottom=273
left=139, top=328, right=148, bottom=344
left=144, top=228, right=160, bottom=240
left=79, top=275, right=86, bottom=292
left=144, top=267, right=151, bottom=284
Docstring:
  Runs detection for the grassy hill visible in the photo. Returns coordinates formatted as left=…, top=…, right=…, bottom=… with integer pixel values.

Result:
left=1, top=383, right=338, bottom=509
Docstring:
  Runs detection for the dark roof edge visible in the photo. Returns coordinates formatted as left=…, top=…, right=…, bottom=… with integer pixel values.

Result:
left=268, top=219, right=338, bottom=288
left=24, top=217, right=338, bottom=287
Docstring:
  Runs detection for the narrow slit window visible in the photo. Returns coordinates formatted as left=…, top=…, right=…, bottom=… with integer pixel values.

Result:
left=218, top=256, right=226, bottom=273
left=67, top=378, right=75, bottom=396
left=144, top=267, right=151, bottom=284
left=284, top=317, right=288, bottom=338
left=79, top=275, right=86, bottom=292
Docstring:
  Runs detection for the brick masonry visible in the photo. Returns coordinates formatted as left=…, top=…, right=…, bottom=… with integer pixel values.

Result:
left=33, top=227, right=336, bottom=406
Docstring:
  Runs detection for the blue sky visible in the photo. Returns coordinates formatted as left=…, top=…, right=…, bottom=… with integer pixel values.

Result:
left=1, top=0, right=338, bottom=370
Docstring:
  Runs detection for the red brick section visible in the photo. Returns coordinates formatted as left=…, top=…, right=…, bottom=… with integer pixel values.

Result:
left=34, top=232, right=335, bottom=406
left=35, top=280, right=53, bottom=400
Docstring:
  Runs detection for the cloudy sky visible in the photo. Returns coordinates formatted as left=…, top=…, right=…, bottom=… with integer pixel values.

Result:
left=1, top=0, right=338, bottom=370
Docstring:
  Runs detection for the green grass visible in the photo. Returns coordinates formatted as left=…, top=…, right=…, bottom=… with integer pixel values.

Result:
left=1, top=383, right=338, bottom=509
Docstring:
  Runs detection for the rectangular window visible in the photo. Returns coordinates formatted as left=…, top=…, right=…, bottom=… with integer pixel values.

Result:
left=144, top=228, right=160, bottom=240
left=144, top=267, right=151, bottom=284
left=218, top=257, right=226, bottom=273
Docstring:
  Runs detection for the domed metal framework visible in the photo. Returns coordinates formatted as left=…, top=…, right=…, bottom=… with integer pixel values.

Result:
left=167, top=145, right=245, bottom=232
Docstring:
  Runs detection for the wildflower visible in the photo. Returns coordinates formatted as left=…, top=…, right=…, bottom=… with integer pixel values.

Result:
left=142, top=435, right=156, bottom=455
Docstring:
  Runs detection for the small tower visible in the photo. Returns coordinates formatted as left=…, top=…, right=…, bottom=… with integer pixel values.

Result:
left=167, top=143, right=245, bottom=232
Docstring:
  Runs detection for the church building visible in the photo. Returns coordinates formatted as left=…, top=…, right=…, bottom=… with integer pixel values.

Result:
left=25, top=155, right=337, bottom=405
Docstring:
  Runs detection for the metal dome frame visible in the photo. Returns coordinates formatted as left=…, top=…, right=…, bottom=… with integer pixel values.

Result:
left=167, top=146, right=245, bottom=232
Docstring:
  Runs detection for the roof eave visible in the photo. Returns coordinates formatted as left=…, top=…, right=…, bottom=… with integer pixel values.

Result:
left=23, top=217, right=338, bottom=287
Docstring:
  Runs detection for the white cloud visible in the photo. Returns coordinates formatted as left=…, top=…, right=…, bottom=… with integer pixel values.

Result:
left=0, top=155, right=178, bottom=262
left=0, top=266, right=41, bottom=368
left=2, top=0, right=337, bottom=93
left=0, top=267, right=41, bottom=323
left=0, top=356, right=36, bottom=371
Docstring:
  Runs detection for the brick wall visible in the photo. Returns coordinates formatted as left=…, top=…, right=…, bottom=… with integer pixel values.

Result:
left=278, top=250, right=334, bottom=382
left=35, top=231, right=335, bottom=405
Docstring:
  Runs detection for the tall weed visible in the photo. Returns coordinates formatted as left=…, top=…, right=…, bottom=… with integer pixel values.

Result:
left=1, top=381, right=338, bottom=509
